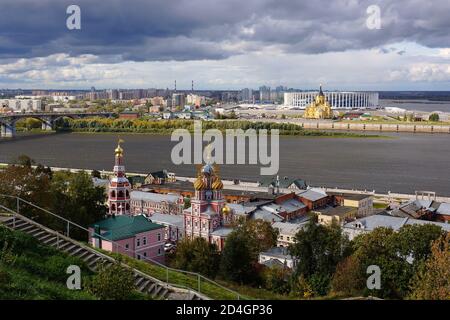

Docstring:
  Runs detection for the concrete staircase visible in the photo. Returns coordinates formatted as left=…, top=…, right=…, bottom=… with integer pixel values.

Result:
left=0, top=213, right=203, bottom=300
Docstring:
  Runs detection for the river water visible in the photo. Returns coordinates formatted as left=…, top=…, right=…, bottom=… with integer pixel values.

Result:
left=0, top=132, right=449, bottom=195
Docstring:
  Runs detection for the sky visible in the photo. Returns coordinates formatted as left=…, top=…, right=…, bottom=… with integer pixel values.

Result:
left=1, top=0, right=450, bottom=90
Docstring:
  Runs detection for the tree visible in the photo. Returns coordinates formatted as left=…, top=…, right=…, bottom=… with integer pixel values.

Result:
left=330, top=255, right=365, bottom=297
left=289, top=220, right=351, bottom=296
left=91, top=170, right=101, bottom=179
left=87, top=261, right=135, bottom=300
left=49, top=171, right=107, bottom=239
left=220, top=231, right=259, bottom=284
left=234, top=219, right=278, bottom=255
left=409, top=233, right=450, bottom=300
left=352, top=227, right=409, bottom=299
left=172, top=238, right=220, bottom=278
left=429, top=113, right=440, bottom=122
left=393, top=224, right=444, bottom=270
left=261, top=266, right=290, bottom=294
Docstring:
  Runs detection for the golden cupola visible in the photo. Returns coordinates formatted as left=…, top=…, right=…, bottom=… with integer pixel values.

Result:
left=194, top=175, right=207, bottom=190
left=115, top=138, right=124, bottom=157
left=211, top=176, right=223, bottom=190
left=222, top=205, right=231, bottom=216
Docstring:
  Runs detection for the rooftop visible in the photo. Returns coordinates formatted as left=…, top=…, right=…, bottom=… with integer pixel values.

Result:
left=150, top=213, right=184, bottom=228
left=297, top=188, right=328, bottom=202
left=272, top=221, right=306, bottom=235
left=327, top=191, right=373, bottom=201
left=130, top=190, right=180, bottom=203
left=344, top=214, right=450, bottom=232
left=90, top=215, right=164, bottom=241
left=317, top=205, right=357, bottom=217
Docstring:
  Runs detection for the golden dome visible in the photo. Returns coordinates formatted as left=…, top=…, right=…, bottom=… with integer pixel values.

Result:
left=222, top=205, right=231, bottom=216
left=194, top=176, right=206, bottom=190
left=115, top=138, right=124, bottom=156
left=211, top=177, right=223, bottom=190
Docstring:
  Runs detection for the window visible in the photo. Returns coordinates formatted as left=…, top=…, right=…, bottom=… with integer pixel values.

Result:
left=157, top=233, right=161, bottom=241
left=118, top=190, right=124, bottom=198
left=125, top=244, right=129, bottom=250
left=136, top=238, right=141, bottom=247
left=143, top=237, right=147, bottom=245
left=143, top=252, right=147, bottom=257
left=158, top=248, right=162, bottom=255
left=110, top=190, right=116, bottom=198
left=137, top=254, right=141, bottom=260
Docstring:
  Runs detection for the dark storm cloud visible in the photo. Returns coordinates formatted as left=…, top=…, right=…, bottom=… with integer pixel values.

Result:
left=1, top=0, right=450, bottom=62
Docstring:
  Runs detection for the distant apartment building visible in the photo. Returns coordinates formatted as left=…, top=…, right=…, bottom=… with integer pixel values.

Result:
left=172, top=93, right=185, bottom=108
left=186, top=94, right=206, bottom=107
left=259, top=86, right=271, bottom=102
left=0, top=99, right=42, bottom=112
left=240, top=88, right=253, bottom=102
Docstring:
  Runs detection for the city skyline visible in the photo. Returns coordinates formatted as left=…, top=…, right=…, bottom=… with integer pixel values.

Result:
left=1, top=1, right=450, bottom=90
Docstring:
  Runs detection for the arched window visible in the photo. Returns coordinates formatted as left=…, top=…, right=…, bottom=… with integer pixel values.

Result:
left=111, top=204, right=116, bottom=211
left=118, top=190, right=124, bottom=198
left=126, top=190, right=129, bottom=197
left=110, top=190, right=116, bottom=198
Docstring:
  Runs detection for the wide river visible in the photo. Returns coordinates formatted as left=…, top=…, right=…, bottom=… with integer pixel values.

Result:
left=0, top=132, right=449, bottom=196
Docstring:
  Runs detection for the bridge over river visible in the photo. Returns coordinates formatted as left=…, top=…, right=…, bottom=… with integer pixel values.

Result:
left=0, top=112, right=115, bottom=138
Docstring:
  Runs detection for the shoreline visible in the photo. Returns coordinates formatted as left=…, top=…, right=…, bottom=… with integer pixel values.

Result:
left=1, top=162, right=449, bottom=203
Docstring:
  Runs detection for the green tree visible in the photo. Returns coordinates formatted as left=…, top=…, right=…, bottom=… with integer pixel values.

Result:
left=330, top=255, right=365, bottom=297
left=429, top=113, right=440, bottom=122
left=220, top=231, right=260, bottom=284
left=172, top=238, right=220, bottom=278
left=289, top=220, right=351, bottom=296
left=234, top=219, right=278, bottom=255
left=393, top=224, right=444, bottom=270
left=261, top=266, right=290, bottom=294
left=409, top=233, right=450, bottom=300
left=87, top=261, right=135, bottom=300
left=352, top=227, right=409, bottom=298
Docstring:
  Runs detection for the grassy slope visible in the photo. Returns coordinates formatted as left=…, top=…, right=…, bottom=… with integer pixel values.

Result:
left=0, top=225, right=95, bottom=300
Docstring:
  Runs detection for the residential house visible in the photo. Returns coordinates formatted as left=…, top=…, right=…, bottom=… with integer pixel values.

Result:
left=343, top=214, right=450, bottom=241
left=329, top=192, right=373, bottom=217
left=315, top=206, right=357, bottom=226
left=89, top=215, right=165, bottom=263
left=144, top=170, right=176, bottom=185
left=273, top=222, right=307, bottom=247
left=259, top=247, right=297, bottom=269
left=297, top=188, right=330, bottom=210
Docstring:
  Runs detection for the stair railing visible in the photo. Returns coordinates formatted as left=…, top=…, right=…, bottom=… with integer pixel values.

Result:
left=0, top=194, right=242, bottom=300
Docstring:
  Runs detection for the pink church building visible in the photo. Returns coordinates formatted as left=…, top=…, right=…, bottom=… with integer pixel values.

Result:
left=89, top=140, right=165, bottom=263
left=183, top=162, right=234, bottom=251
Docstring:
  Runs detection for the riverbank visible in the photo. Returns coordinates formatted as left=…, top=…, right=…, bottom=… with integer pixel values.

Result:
left=2, top=162, right=448, bottom=203
left=56, top=118, right=386, bottom=138
left=249, top=118, right=450, bottom=134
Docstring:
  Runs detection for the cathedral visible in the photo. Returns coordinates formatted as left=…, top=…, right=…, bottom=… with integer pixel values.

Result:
left=304, top=85, right=333, bottom=119
left=183, top=159, right=234, bottom=251
left=108, top=139, right=131, bottom=215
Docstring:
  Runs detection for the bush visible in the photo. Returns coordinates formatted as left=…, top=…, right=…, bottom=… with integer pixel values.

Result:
left=87, top=261, right=135, bottom=300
